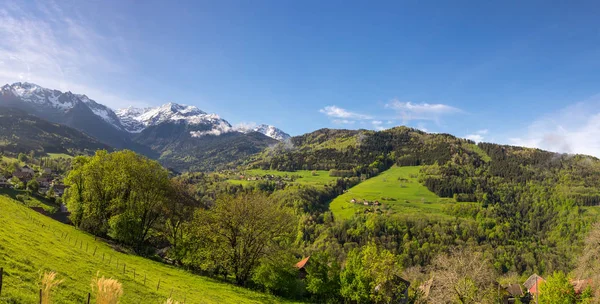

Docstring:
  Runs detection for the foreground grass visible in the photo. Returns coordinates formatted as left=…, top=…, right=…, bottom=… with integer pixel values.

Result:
left=0, top=196, right=294, bottom=304
left=330, top=166, right=456, bottom=220
left=228, top=169, right=338, bottom=187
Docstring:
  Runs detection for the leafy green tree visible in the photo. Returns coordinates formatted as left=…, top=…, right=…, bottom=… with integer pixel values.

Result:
left=161, top=179, right=200, bottom=263
left=340, top=243, right=405, bottom=304
left=64, top=150, right=172, bottom=252
left=539, top=271, right=575, bottom=304
left=305, top=252, right=341, bottom=303
left=26, top=179, right=39, bottom=192
left=9, top=176, right=24, bottom=189
left=17, top=153, right=27, bottom=162
left=252, top=253, right=302, bottom=297
left=190, top=192, right=295, bottom=285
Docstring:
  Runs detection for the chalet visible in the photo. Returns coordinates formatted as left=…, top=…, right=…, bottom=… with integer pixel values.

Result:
left=350, top=198, right=356, bottom=203
left=363, top=201, right=370, bottom=206
left=53, top=184, right=67, bottom=197
left=13, top=171, right=33, bottom=182
left=502, top=283, right=524, bottom=304
left=295, top=256, right=310, bottom=279
left=20, top=165, right=35, bottom=175
left=523, top=274, right=545, bottom=295
left=0, top=176, right=9, bottom=188
left=42, top=168, right=52, bottom=176
left=36, top=177, right=51, bottom=188
left=374, top=201, right=380, bottom=206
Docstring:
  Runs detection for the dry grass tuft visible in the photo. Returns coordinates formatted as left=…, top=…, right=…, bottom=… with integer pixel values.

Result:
left=91, top=272, right=124, bottom=304
left=40, top=271, right=64, bottom=304
left=165, top=298, right=181, bottom=304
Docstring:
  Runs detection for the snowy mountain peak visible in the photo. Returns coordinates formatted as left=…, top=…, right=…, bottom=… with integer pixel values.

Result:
left=253, top=124, right=291, bottom=141
left=1, top=82, right=123, bottom=129
left=116, top=102, right=229, bottom=134
left=236, top=123, right=291, bottom=141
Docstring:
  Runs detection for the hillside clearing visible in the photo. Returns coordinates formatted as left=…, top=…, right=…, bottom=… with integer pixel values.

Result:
left=228, top=169, right=338, bottom=187
left=0, top=196, right=294, bottom=304
left=329, top=166, right=457, bottom=220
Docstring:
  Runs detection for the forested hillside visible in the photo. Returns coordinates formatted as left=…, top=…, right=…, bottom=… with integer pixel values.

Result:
left=9, top=126, right=600, bottom=303
left=0, top=107, right=111, bottom=155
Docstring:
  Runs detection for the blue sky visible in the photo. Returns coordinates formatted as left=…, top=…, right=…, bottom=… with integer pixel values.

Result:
left=2, top=0, right=600, bottom=156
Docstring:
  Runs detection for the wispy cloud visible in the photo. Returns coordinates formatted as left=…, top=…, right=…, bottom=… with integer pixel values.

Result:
left=332, top=119, right=356, bottom=125
left=385, top=99, right=461, bottom=123
left=319, top=105, right=372, bottom=120
left=0, top=0, right=144, bottom=108
left=508, top=96, right=600, bottom=157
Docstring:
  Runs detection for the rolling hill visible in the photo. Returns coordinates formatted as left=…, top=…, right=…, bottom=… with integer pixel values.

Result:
left=0, top=195, right=294, bottom=304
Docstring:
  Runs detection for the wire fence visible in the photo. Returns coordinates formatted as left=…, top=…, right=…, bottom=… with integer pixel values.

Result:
left=0, top=208, right=191, bottom=303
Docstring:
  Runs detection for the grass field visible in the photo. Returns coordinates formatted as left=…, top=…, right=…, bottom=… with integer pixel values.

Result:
left=0, top=196, right=294, bottom=304
left=329, top=166, right=455, bottom=220
left=228, top=169, right=339, bottom=187
left=47, top=153, right=73, bottom=159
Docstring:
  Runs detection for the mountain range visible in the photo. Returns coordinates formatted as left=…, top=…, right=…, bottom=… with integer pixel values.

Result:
left=0, top=82, right=290, bottom=171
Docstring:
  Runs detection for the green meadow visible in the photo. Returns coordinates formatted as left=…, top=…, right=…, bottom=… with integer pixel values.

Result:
left=329, top=166, right=456, bottom=220
left=46, top=153, right=73, bottom=159
left=228, top=169, right=338, bottom=187
left=0, top=196, right=294, bottom=304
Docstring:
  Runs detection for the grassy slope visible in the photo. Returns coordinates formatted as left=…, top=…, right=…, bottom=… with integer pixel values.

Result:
left=47, top=153, right=73, bottom=159
left=228, top=169, right=338, bottom=187
left=0, top=196, right=294, bottom=304
left=330, top=166, right=455, bottom=220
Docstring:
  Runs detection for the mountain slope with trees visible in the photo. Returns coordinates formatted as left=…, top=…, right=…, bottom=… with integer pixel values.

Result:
left=0, top=107, right=111, bottom=155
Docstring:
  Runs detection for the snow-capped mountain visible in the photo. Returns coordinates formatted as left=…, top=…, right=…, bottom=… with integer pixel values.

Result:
left=252, top=124, right=290, bottom=141
left=116, top=103, right=235, bottom=137
left=0, top=82, right=123, bottom=130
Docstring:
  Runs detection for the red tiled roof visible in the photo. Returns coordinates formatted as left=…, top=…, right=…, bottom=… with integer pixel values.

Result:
left=295, top=256, right=310, bottom=269
left=528, top=277, right=545, bottom=294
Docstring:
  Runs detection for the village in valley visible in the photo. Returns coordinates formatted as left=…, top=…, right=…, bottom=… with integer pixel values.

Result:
left=0, top=152, right=70, bottom=216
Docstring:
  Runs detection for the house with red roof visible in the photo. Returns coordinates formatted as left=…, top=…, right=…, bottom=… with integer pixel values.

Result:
left=295, top=256, right=310, bottom=279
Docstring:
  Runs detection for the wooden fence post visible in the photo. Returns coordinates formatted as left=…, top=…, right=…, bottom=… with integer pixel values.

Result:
left=123, top=264, right=126, bottom=275
left=93, top=246, right=97, bottom=256
left=87, top=292, right=91, bottom=304
left=0, top=267, right=3, bottom=296
left=157, top=279, right=160, bottom=291
left=39, top=288, right=42, bottom=304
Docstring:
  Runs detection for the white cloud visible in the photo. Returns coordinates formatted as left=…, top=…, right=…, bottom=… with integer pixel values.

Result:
left=319, top=105, right=372, bottom=120
left=508, top=96, right=600, bottom=157
left=464, top=129, right=489, bottom=143
left=465, top=134, right=484, bottom=143
left=371, top=120, right=383, bottom=125
left=385, top=99, right=461, bottom=123
left=0, top=1, right=145, bottom=109
left=234, top=122, right=258, bottom=132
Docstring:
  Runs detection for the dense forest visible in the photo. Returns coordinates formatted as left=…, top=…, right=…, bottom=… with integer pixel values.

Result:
left=61, top=126, right=600, bottom=303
